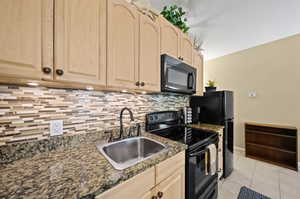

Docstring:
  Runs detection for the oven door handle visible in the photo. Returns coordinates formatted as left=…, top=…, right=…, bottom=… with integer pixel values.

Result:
left=189, top=148, right=211, bottom=175
left=189, top=148, right=208, bottom=157
left=187, top=72, right=194, bottom=89
left=207, top=147, right=211, bottom=175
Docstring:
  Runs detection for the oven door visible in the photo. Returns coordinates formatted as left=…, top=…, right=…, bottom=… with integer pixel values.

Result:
left=161, top=54, right=196, bottom=94
left=186, top=144, right=218, bottom=199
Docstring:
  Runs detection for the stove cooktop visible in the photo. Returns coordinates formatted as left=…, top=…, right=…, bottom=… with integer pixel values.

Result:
left=146, top=111, right=218, bottom=149
left=148, top=125, right=217, bottom=148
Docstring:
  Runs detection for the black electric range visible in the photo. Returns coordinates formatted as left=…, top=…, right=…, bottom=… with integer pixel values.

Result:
left=146, top=111, right=219, bottom=199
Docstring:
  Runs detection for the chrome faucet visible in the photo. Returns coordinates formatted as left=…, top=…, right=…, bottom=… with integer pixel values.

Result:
left=119, top=107, right=134, bottom=139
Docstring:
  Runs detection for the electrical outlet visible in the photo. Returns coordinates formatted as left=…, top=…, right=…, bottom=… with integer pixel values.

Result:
left=50, top=120, right=63, bottom=136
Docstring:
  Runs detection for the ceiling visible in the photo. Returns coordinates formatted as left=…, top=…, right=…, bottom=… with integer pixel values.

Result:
left=149, top=0, right=300, bottom=60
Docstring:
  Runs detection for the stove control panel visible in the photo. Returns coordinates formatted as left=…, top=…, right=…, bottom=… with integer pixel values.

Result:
left=146, top=111, right=179, bottom=125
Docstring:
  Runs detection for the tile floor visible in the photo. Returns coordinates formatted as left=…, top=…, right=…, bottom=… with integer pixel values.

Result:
left=218, top=150, right=300, bottom=199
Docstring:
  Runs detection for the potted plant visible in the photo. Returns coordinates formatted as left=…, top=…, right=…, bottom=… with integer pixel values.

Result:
left=160, top=5, right=190, bottom=33
left=205, top=80, right=217, bottom=92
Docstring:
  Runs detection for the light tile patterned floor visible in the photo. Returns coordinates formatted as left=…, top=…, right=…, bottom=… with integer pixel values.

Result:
left=218, top=151, right=300, bottom=199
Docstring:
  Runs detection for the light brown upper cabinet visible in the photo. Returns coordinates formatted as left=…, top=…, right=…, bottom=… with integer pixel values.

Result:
left=193, top=50, right=204, bottom=95
left=160, top=16, right=193, bottom=65
left=54, top=0, right=106, bottom=85
left=138, top=14, right=161, bottom=92
left=0, top=0, right=53, bottom=80
left=180, top=34, right=193, bottom=65
left=159, top=16, right=181, bottom=59
left=107, top=0, right=139, bottom=89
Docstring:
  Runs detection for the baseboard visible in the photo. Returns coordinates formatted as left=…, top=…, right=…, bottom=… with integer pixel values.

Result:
left=234, top=146, right=245, bottom=152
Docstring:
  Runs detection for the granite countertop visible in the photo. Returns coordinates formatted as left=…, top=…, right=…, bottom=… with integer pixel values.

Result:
left=0, top=132, right=187, bottom=199
left=189, top=123, right=224, bottom=133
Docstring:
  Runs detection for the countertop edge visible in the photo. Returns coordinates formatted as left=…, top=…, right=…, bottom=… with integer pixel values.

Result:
left=83, top=133, right=187, bottom=199
left=189, top=123, right=225, bottom=133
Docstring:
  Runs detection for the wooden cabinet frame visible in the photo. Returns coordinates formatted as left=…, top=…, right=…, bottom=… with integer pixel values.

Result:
left=0, top=0, right=203, bottom=95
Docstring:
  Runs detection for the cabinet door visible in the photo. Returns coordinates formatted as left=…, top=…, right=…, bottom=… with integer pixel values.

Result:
left=159, top=17, right=180, bottom=59
left=0, top=0, right=53, bottom=80
left=193, top=51, right=204, bottom=95
left=107, top=0, right=139, bottom=89
left=96, top=167, right=155, bottom=199
left=180, top=34, right=193, bottom=65
left=140, top=190, right=155, bottom=199
left=155, top=166, right=185, bottom=199
left=139, top=14, right=160, bottom=92
left=54, top=0, right=106, bottom=85
left=156, top=151, right=185, bottom=184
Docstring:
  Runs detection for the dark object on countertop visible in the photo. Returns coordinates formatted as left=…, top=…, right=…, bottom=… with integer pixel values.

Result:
left=104, top=130, right=114, bottom=142
left=190, top=90, right=234, bottom=178
left=238, top=186, right=271, bottom=199
left=205, top=86, right=216, bottom=92
left=136, top=123, right=141, bottom=136
left=245, top=122, right=298, bottom=171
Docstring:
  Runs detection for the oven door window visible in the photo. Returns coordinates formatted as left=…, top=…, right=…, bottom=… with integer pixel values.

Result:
left=188, top=145, right=218, bottom=199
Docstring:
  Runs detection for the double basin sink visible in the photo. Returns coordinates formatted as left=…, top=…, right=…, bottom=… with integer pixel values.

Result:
left=97, top=137, right=167, bottom=170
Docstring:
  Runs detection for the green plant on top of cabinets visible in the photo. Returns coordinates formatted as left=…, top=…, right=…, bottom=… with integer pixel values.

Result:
left=207, top=80, right=216, bottom=87
left=161, top=4, right=190, bottom=33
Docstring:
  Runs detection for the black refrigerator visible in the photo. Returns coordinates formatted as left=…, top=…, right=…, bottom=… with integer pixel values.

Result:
left=190, top=91, right=234, bottom=178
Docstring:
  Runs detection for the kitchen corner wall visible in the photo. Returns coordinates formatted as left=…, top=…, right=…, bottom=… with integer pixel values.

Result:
left=0, top=85, right=189, bottom=145
left=204, top=33, right=300, bottom=161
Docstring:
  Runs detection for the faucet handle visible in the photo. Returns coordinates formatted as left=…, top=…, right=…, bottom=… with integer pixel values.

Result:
left=104, top=130, right=114, bottom=142
left=136, top=123, right=141, bottom=136
left=127, top=125, right=135, bottom=137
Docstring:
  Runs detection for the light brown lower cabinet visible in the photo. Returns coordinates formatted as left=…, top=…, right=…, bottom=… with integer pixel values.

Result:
left=96, top=151, right=185, bottom=199
left=155, top=167, right=185, bottom=199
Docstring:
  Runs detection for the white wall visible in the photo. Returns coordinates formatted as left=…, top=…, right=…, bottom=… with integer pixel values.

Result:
left=204, top=34, right=300, bottom=160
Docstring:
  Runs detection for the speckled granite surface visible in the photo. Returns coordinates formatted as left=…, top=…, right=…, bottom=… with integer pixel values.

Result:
left=189, top=123, right=224, bottom=133
left=0, top=131, right=186, bottom=199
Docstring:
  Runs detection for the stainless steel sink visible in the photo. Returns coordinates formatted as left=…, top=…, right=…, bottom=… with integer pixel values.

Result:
left=97, top=137, right=167, bottom=170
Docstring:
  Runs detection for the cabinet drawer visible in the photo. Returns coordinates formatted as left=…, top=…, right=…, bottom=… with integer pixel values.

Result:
left=156, top=151, right=185, bottom=184
left=96, top=167, right=155, bottom=199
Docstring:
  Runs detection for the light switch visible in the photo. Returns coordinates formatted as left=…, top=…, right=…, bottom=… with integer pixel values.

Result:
left=248, top=92, right=256, bottom=98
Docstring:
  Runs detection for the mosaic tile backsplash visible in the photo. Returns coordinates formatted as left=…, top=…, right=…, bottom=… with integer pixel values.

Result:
left=0, top=85, right=189, bottom=145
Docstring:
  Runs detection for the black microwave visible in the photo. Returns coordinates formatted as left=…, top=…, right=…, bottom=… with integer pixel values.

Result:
left=161, top=54, right=197, bottom=95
